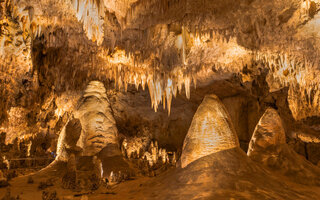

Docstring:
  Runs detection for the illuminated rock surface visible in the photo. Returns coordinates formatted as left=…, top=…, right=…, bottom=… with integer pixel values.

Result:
left=247, top=108, right=286, bottom=154
left=248, top=108, right=320, bottom=186
left=1, top=0, right=320, bottom=198
left=56, top=81, right=120, bottom=161
left=75, top=81, right=120, bottom=157
left=56, top=117, right=82, bottom=161
left=180, top=94, right=239, bottom=168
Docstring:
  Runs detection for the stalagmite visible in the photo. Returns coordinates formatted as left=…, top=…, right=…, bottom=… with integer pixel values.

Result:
left=180, top=94, right=240, bottom=168
left=143, top=152, right=154, bottom=167
left=160, top=148, right=168, bottom=163
left=75, top=81, right=120, bottom=157
left=27, top=141, right=32, bottom=157
left=247, top=108, right=286, bottom=156
left=151, top=143, right=158, bottom=164
left=56, top=117, right=82, bottom=162
left=248, top=108, right=320, bottom=186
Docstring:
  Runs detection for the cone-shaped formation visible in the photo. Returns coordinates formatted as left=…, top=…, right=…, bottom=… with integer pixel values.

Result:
left=180, top=94, right=239, bottom=168
left=75, top=81, right=120, bottom=156
left=247, top=108, right=286, bottom=156
left=248, top=108, right=320, bottom=186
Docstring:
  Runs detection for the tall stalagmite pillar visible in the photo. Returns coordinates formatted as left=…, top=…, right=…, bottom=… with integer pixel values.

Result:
left=75, top=81, right=120, bottom=157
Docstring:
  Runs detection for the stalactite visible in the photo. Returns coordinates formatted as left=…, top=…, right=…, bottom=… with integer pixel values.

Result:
left=256, top=51, right=320, bottom=120
left=100, top=49, right=195, bottom=115
left=71, top=0, right=105, bottom=45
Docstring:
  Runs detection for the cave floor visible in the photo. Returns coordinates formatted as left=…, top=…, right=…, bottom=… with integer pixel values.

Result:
left=0, top=169, right=158, bottom=200
left=2, top=149, right=320, bottom=200
left=1, top=167, right=320, bottom=200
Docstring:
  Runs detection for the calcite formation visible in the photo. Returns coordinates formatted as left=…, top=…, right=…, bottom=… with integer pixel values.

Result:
left=248, top=108, right=320, bottom=186
left=247, top=108, right=286, bottom=155
left=180, top=94, right=239, bottom=168
left=75, top=81, right=120, bottom=157
left=121, top=138, right=175, bottom=167
left=1, top=0, right=320, bottom=199
left=121, top=136, right=150, bottom=159
left=56, top=117, right=82, bottom=161
left=56, top=81, right=120, bottom=161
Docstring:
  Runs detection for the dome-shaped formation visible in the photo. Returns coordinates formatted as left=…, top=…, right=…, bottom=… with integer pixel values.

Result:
left=180, top=94, right=240, bottom=168
left=247, top=107, right=286, bottom=156
left=75, top=81, right=120, bottom=156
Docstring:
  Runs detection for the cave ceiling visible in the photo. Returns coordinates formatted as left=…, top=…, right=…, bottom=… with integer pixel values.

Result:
left=1, top=0, right=320, bottom=129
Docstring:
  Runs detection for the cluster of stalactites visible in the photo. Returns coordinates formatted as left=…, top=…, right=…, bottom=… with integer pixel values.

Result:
left=107, top=63, right=193, bottom=115
left=96, top=25, right=247, bottom=115
left=255, top=52, right=317, bottom=87
left=71, top=0, right=105, bottom=45
left=147, top=70, right=192, bottom=114
left=98, top=48, right=194, bottom=115
left=255, top=52, right=320, bottom=120
left=0, top=0, right=42, bottom=72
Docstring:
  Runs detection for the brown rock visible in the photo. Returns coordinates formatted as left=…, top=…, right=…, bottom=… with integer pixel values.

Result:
left=180, top=94, right=239, bottom=168
left=306, top=143, right=320, bottom=165
left=248, top=108, right=320, bottom=186
left=247, top=107, right=286, bottom=156
left=75, top=81, right=120, bottom=157
left=287, top=138, right=306, bottom=158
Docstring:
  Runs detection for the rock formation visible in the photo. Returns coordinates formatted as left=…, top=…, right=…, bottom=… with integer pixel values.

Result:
left=248, top=108, right=320, bottom=185
left=114, top=105, right=320, bottom=199
left=1, top=0, right=320, bottom=198
left=180, top=94, right=239, bottom=168
left=55, top=81, right=121, bottom=160
left=121, top=137, right=176, bottom=175
left=247, top=108, right=286, bottom=155
left=121, top=136, right=150, bottom=159
left=54, top=81, right=126, bottom=190
left=75, top=81, right=120, bottom=157
left=56, top=116, right=82, bottom=161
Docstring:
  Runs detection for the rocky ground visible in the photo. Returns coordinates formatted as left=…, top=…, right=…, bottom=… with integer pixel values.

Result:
left=1, top=148, right=320, bottom=200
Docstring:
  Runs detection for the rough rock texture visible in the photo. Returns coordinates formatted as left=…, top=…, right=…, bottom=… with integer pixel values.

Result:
left=56, top=117, right=82, bottom=161
left=0, top=0, right=320, bottom=197
left=306, top=143, right=320, bottom=165
left=248, top=108, right=320, bottom=186
left=2, top=0, right=320, bottom=131
left=75, top=81, right=120, bottom=157
left=114, top=148, right=320, bottom=200
left=180, top=94, right=239, bottom=168
left=247, top=108, right=286, bottom=154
